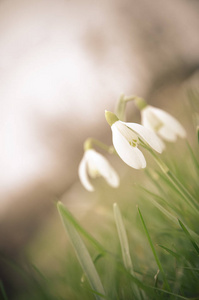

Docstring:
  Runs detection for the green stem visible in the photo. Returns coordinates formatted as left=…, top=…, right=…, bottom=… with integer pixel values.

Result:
left=113, top=203, right=142, bottom=299
left=186, top=141, right=199, bottom=171
left=178, top=219, right=199, bottom=255
left=142, top=143, right=199, bottom=212
left=84, top=138, right=115, bottom=154
left=115, top=94, right=144, bottom=121
left=138, top=207, right=171, bottom=292
left=0, top=281, right=8, bottom=300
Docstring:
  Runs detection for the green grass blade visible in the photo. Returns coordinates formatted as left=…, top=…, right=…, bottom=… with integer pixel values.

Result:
left=158, top=245, right=182, bottom=260
left=0, top=281, right=8, bottom=300
left=186, top=141, right=199, bottom=171
left=57, top=201, right=105, bottom=300
left=178, top=219, right=199, bottom=255
left=167, top=170, right=199, bottom=211
left=113, top=203, right=142, bottom=299
left=113, top=203, right=133, bottom=273
left=120, top=263, right=191, bottom=300
left=136, top=184, right=182, bottom=216
left=138, top=207, right=171, bottom=292
left=137, top=185, right=199, bottom=239
left=143, top=145, right=199, bottom=212
left=56, top=201, right=106, bottom=254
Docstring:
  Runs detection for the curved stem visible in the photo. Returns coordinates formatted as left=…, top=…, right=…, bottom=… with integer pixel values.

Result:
left=84, top=138, right=115, bottom=154
left=141, top=141, right=199, bottom=212
left=115, top=94, right=143, bottom=121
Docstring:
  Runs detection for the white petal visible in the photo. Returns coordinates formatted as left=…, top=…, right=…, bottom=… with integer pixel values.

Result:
left=122, top=122, right=165, bottom=153
left=86, top=149, right=120, bottom=188
left=141, top=107, right=162, bottom=131
left=78, top=154, right=94, bottom=191
left=112, top=123, right=146, bottom=169
left=148, top=106, right=186, bottom=139
left=158, top=126, right=177, bottom=142
left=104, top=170, right=120, bottom=188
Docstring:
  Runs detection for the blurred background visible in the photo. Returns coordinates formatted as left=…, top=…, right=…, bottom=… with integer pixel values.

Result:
left=0, top=0, right=199, bottom=297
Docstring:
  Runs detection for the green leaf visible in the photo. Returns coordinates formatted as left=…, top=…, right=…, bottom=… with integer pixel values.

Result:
left=138, top=207, right=171, bottom=292
left=178, top=219, right=199, bottom=255
left=0, top=281, right=8, bottom=300
left=57, top=201, right=106, bottom=300
left=56, top=201, right=106, bottom=254
left=113, top=203, right=142, bottom=299
left=113, top=203, right=133, bottom=273
left=158, top=245, right=182, bottom=260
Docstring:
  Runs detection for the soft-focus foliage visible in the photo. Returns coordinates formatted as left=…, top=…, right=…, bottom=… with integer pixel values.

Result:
left=2, top=91, right=199, bottom=300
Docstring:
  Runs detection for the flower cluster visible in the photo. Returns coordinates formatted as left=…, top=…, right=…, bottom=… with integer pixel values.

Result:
left=78, top=97, right=186, bottom=191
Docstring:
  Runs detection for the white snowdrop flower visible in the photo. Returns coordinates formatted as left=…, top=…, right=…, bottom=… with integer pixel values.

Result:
left=135, top=98, right=187, bottom=142
left=78, top=148, right=120, bottom=192
left=105, top=111, right=164, bottom=169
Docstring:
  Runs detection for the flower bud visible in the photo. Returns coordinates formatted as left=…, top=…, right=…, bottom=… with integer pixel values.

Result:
left=105, top=110, right=119, bottom=126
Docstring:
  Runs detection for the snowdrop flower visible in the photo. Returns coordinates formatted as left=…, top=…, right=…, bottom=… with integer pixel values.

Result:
left=105, top=111, right=164, bottom=169
left=78, top=148, right=120, bottom=192
left=135, top=98, right=186, bottom=142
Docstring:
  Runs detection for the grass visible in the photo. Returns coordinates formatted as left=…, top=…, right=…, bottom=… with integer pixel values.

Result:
left=1, top=90, right=199, bottom=300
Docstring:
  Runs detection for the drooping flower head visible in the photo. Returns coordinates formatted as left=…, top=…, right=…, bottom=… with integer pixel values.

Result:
left=105, top=111, right=164, bottom=169
left=135, top=98, right=186, bottom=142
left=78, top=142, right=119, bottom=191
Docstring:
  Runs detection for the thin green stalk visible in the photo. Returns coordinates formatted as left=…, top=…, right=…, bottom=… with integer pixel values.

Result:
left=136, top=184, right=182, bottom=219
left=186, top=141, right=199, bottom=171
left=115, top=94, right=126, bottom=121
left=84, top=138, right=115, bottom=154
left=158, top=245, right=182, bottom=260
left=124, top=266, right=196, bottom=300
left=115, top=94, right=141, bottom=121
left=178, top=219, right=199, bottom=255
left=138, top=207, right=171, bottom=292
left=142, top=143, right=199, bottom=212
left=136, top=185, right=199, bottom=239
left=113, top=203, right=142, bottom=299
left=0, top=281, right=8, bottom=300
left=57, top=202, right=106, bottom=300
left=145, top=168, right=171, bottom=200
left=113, top=203, right=133, bottom=273
left=56, top=201, right=106, bottom=254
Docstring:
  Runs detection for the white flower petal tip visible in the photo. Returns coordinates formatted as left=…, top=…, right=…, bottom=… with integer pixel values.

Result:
left=141, top=106, right=187, bottom=142
left=78, top=149, right=120, bottom=191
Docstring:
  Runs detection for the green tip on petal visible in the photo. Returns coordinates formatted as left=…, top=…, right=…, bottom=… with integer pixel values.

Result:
left=134, top=97, right=147, bottom=111
left=105, top=110, right=119, bottom=126
left=84, top=138, right=93, bottom=151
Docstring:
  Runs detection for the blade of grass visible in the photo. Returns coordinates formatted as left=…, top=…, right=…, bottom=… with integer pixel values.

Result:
left=135, top=184, right=182, bottom=216
left=118, top=262, right=192, bottom=300
left=186, top=141, right=199, bottom=171
left=113, top=203, right=142, bottom=299
left=56, top=201, right=106, bottom=254
left=142, top=144, right=199, bottom=212
left=158, top=245, right=182, bottom=260
left=0, top=281, right=8, bottom=300
left=159, top=245, right=199, bottom=282
left=138, top=207, right=171, bottom=292
left=136, top=184, right=199, bottom=239
left=178, top=219, right=199, bottom=255
left=57, top=201, right=105, bottom=300
left=113, top=203, right=133, bottom=273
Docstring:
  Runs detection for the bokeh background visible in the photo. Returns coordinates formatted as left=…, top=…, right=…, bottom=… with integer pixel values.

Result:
left=0, top=0, right=199, bottom=297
